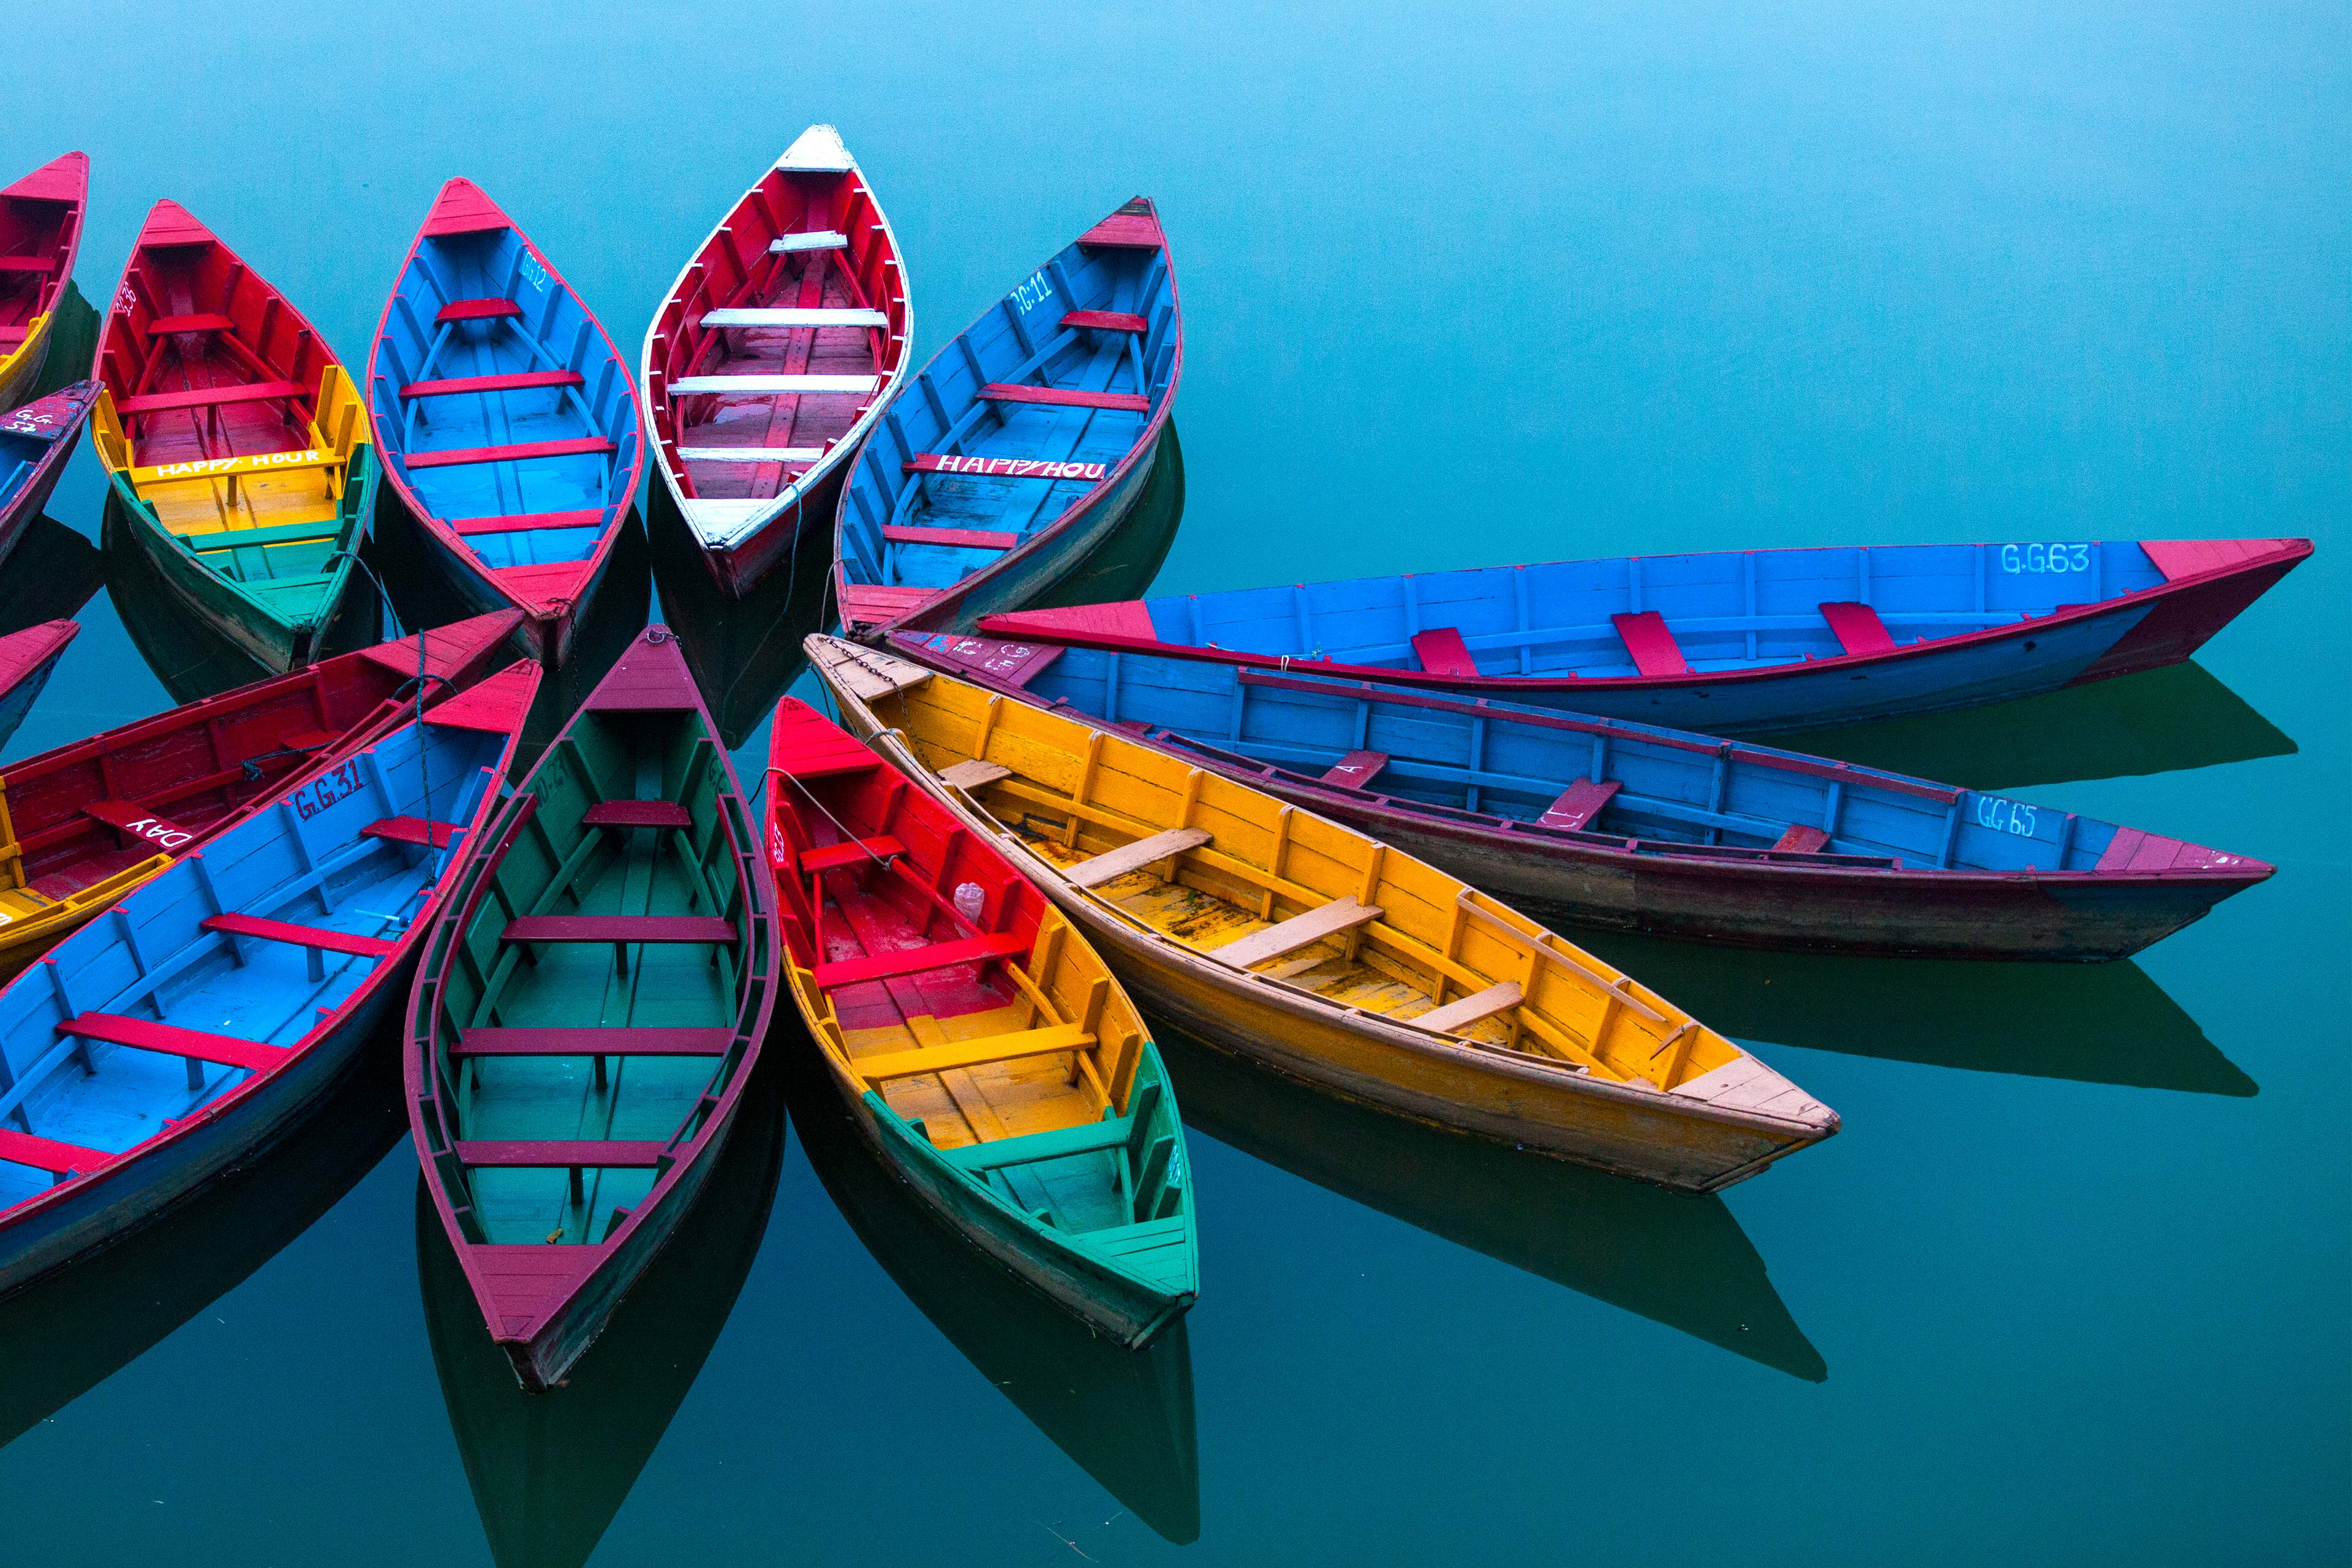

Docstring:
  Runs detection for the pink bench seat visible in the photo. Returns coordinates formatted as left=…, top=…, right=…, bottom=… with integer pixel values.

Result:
left=881, top=524, right=1019, bottom=551
left=812, top=930, right=1029, bottom=990
left=0, top=1126, right=108, bottom=1175
left=364, top=816, right=461, bottom=849
left=144, top=313, right=234, bottom=337
left=799, top=836, right=907, bottom=872
left=202, top=913, right=399, bottom=958
left=1772, top=824, right=1833, bottom=853
left=503, top=916, right=735, bottom=944
left=455, top=1139, right=669, bottom=1168
left=1061, top=309, right=1148, bottom=333
left=83, top=799, right=195, bottom=842
left=0, top=255, right=51, bottom=273
left=401, top=369, right=584, bottom=399
left=1319, top=750, right=1389, bottom=791
left=118, top=379, right=305, bottom=416
left=450, top=1027, right=732, bottom=1058
left=1819, top=601, right=1898, bottom=656
left=1410, top=627, right=1481, bottom=678
left=406, top=436, right=614, bottom=470
left=1537, top=778, right=1621, bottom=831
left=979, top=383, right=1150, bottom=412
left=448, top=508, right=606, bottom=537
left=582, top=801, right=692, bottom=829
left=435, top=298, right=522, bottom=324
left=58, top=1012, right=287, bottom=1073
left=1611, top=611, right=1692, bottom=677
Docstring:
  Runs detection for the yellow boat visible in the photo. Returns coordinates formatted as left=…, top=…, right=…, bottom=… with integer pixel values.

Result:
left=809, top=636, right=1839, bottom=1193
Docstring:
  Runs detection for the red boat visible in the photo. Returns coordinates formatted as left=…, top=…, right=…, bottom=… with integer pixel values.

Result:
left=0, top=153, right=88, bottom=412
left=641, top=125, right=911, bottom=599
left=0, top=619, right=75, bottom=754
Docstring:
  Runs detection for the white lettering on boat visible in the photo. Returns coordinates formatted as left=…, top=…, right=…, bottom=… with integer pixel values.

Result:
left=1008, top=269, right=1055, bottom=314
left=1971, top=794, right=2038, bottom=837
left=1999, top=543, right=2091, bottom=574
left=918, top=454, right=1104, bottom=481
left=289, top=759, right=365, bottom=821
left=121, top=816, right=194, bottom=850
left=518, top=250, right=550, bottom=295
left=148, top=450, right=322, bottom=480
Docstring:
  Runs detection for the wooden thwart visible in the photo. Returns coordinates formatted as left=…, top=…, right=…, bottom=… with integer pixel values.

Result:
left=811, top=930, right=1028, bottom=989
left=855, top=1022, right=1094, bottom=1084
left=1065, top=826, right=1211, bottom=889
left=58, top=1012, right=287, bottom=1072
left=0, top=1126, right=107, bottom=1175
left=1411, top=981, right=1525, bottom=1035
left=939, top=758, right=1011, bottom=790
left=1212, top=896, right=1382, bottom=970
left=1320, top=750, right=1388, bottom=790
left=1538, top=778, right=1620, bottom=831
left=450, top=1027, right=731, bottom=1058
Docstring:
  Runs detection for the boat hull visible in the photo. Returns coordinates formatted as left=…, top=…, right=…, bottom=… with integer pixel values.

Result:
left=696, top=455, right=846, bottom=601
left=387, top=488, right=617, bottom=669
left=0, top=323, right=49, bottom=413
left=0, top=622, right=71, bottom=756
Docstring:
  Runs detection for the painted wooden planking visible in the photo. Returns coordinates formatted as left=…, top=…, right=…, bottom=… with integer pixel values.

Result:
left=701, top=307, right=889, bottom=329
left=456, top=1140, right=670, bottom=1168
left=1060, top=309, right=1148, bottom=333
left=449, top=508, right=606, bottom=537
left=503, top=914, right=736, bottom=943
left=1210, top=897, right=1383, bottom=970
left=1065, top=826, right=1212, bottom=889
left=855, top=1022, right=1094, bottom=1082
left=364, top=815, right=460, bottom=848
left=902, top=453, right=1108, bottom=481
left=796, top=835, right=906, bottom=872
left=666, top=374, right=878, bottom=394
left=144, top=312, right=235, bottom=336
left=0, top=1125, right=108, bottom=1175
left=582, top=801, right=692, bottom=828
left=818, top=645, right=932, bottom=702
left=1411, top=981, right=1525, bottom=1035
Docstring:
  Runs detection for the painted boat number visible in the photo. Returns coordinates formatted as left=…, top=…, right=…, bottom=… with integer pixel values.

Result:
left=288, top=759, right=365, bottom=821
left=1971, top=794, right=2038, bottom=837
left=1008, top=269, right=1055, bottom=314
left=1999, top=543, right=2091, bottom=574
left=517, top=250, right=550, bottom=295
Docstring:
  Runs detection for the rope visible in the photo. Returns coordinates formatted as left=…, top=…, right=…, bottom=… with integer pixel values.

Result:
left=769, top=761, right=897, bottom=876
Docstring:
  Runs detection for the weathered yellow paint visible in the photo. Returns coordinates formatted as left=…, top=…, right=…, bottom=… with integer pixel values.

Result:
left=0, top=311, right=53, bottom=404
left=94, top=365, right=371, bottom=540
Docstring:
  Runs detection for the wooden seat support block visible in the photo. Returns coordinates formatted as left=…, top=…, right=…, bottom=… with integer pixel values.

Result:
left=503, top=916, right=736, bottom=944
left=856, top=1022, right=1094, bottom=1084
left=1412, top=981, right=1526, bottom=1035
left=1212, top=896, right=1382, bottom=970
left=0, top=1126, right=109, bottom=1175
left=1411, top=627, right=1482, bottom=677
left=798, top=836, right=906, bottom=873
left=1538, top=778, right=1621, bottom=831
left=58, top=1012, right=287, bottom=1072
left=1819, top=600, right=1899, bottom=656
left=203, top=913, right=398, bottom=958
left=1319, top=750, right=1389, bottom=791
left=582, top=801, right=692, bottom=829
left=455, top=1139, right=668, bottom=1168
left=812, top=931, right=1030, bottom=990
left=1612, top=611, right=1692, bottom=677
left=451, top=1027, right=732, bottom=1058
left=1065, top=827, right=1212, bottom=889
left=1772, top=824, right=1833, bottom=853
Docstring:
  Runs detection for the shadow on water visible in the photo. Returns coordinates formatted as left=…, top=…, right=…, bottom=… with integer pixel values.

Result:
left=26, top=277, right=96, bottom=404
left=1571, top=930, right=2256, bottom=1096
left=415, top=1055, right=790, bottom=1568
left=0, top=513, right=102, bottom=633
left=1148, top=1020, right=1828, bottom=1384
left=0, top=1028, right=407, bottom=1449
left=1773, top=660, right=2294, bottom=790
left=778, top=1031, right=1203, bottom=1545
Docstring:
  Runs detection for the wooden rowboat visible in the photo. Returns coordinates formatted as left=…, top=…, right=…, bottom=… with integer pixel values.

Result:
left=897, top=633, right=2272, bottom=960
left=832, top=197, right=1182, bottom=637
left=369, top=179, right=646, bottom=668
left=643, top=126, right=911, bottom=600
left=90, top=200, right=379, bottom=674
left=0, top=620, right=74, bottom=756
left=407, top=626, right=778, bottom=1390
left=0, top=611, right=521, bottom=987
left=809, top=638, right=1837, bottom=1193
left=979, top=537, right=2314, bottom=735
left=0, top=153, right=89, bottom=413
left=766, top=697, right=1198, bottom=1345
left=0, top=381, right=99, bottom=571
left=0, top=654, right=540, bottom=1295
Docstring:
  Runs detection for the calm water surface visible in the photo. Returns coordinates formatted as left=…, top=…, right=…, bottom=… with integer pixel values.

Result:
left=4, top=2, right=2346, bottom=1563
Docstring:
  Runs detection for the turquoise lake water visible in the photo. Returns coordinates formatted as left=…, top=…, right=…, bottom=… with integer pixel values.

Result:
left=3, top=2, right=2345, bottom=1562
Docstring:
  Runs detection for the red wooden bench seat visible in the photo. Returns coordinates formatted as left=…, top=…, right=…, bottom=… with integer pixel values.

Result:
left=799, top=835, right=906, bottom=873
left=406, top=436, right=615, bottom=470
left=503, top=916, right=736, bottom=944
left=0, top=1126, right=108, bottom=1175
left=1819, top=600, right=1899, bottom=656
left=118, top=379, right=305, bottom=416
left=0, top=255, right=51, bottom=273
left=812, top=930, right=1029, bottom=990
left=1772, top=824, right=1833, bottom=853
left=881, top=524, right=1019, bottom=551
left=401, top=369, right=584, bottom=399
left=1061, top=309, right=1148, bottom=333
left=1411, top=628, right=1482, bottom=677
left=979, top=383, right=1150, bottom=412
left=364, top=816, right=461, bottom=848
left=582, top=801, right=692, bottom=829
left=1538, top=778, right=1621, bottom=831
left=144, top=313, right=234, bottom=336
left=202, top=913, right=399, bottom=958
left=1319, top=750, right=1389, bottom=790
left=1611, top=611, right=1692, bottom=677
left=82, top=799, right=195, bottom=842
left=771, top=742, right=881, bottom=780
left=435, top=298, right=522, bottom=324
left=450, top=1027, right=733, bottom=1058
left=454, top=1139, right=669, bottom=1168
left=58, top=1012, right=287, bottom=1072
left=448, top=508, right=606, bottom=537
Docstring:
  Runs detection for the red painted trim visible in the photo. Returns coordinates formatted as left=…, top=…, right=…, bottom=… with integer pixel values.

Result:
left=979, top=382, right=1150, bottom=412
left=401, top=369, right=582, bottom=399
left=405, top=435, right=614, bottom=469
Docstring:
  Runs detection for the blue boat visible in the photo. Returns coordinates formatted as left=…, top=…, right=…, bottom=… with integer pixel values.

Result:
left=833, top=197, right=1182, bottom=636
left=895, top=633, right=2273, bottom=960
left=979, top=536, right=2312, bottom=734
left=0, top=659, right=538, bottom=1294
left=367, top=179, right=644, bottom=668
left=0, top=381, right=97, bottom=571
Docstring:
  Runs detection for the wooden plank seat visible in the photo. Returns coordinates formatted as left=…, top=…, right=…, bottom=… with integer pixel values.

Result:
left=407, top=435, right=615, bottom=470
left=1537, top=778, right=1621, bottom=831
left=82, top=799, right=195, bottom=842
left=902, top=453, right=1109, bottom=480
left=701, top=307, right=889, bottom=328
left=1820, top=600, right=1899, bottom=655
left=435, top=298, right=522, bottom=324
left=943, top=1111, right=1136, bottom=1171
left=881, top=524, right=1019, bottom=551
left=1772, top=824, right=1833, bottom=853
left=1212, top=897, right=1382, bottom=970
left=1319, top=750, right=1389, bottom=790
left=771, top=231, right=848, bottom=252
left=503, top=916, right=736, bottom=944
left=772, top=742, right=881, bottom=780
left=1611, top=611, right=1693, bottom=677
left=676, top=445, right=823, bottom=462
left=0, top=1126, right=107, bottom=1177
left=118, top=379, right=304, bottom=416
left=1060, top=309, right=1148, bottom=333
left=798, top=835, right=906, bottom=873
left=582, top=801, right=692, bottom=829
left=454, top=1139, right=669, bottom=1167
left=0, top=255, right=51, bottom=273
left=202, top=912, right=398, bottom=959
left=854, top=1022, right=1093, bottom=1084
left=1065, top=826, right=1212, bottom=889
left=1411, top=627, right=1482, bottom=677
left=1412, top=982, right=1525, bottom=1036
left=364, top=816, right=461, bottom=849
left=979, top=383, right=1150, bottom=412
left=811, top=930, right=1030, bottom=990
left=939, top=759, right=1012, bottom=790
left=401, top=369, right=584, bottom=399
left=449, top=508, right=607, bottom=537
left=58, top=1012, right=287, bottom=1073
left=145, top=313, right=235, bottom=336
left=176, top=518, right=346, bottom=552
left=450, top=1027, right=732, bottom=1058
left=665, top=373, right=880, bottom=395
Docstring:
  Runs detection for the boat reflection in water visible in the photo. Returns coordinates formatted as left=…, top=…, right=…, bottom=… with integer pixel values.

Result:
left=1574, top=932, right=2255, bottom=1096
left=415, top=1058, right=789, bottom=1568
left=0, top=1028, right=406, bottom=1447
left=0, top=511, right=102, bottom=639
left=781, top=1036, right=1203, bottom=1545
left=1151, top=1020, right=1827, bottom=1384
left=650, top=420, right=1185, bottom=751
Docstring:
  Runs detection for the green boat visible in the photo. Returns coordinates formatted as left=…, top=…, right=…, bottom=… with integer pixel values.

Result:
left=91, top=200, right=376, bottom=673
left=405, top=625, right=779, bottom=1391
